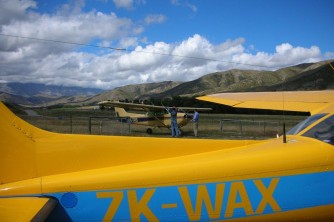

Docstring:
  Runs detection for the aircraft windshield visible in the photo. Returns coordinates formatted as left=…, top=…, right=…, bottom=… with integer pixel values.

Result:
left=287, top=113, right=327, bottom=135
left=302, top=114, right=334, bottom=145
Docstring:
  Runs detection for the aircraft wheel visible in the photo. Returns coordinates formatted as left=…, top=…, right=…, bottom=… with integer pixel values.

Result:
left=146, top=128, right=153, bottom=134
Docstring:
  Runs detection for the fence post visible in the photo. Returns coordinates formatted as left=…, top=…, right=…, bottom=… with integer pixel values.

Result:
left=126, top=118, right=130, bottom=133
left=70, top=114, right=73, bottom=134
left=239, top=120, right=243, bottom=135
left=99, top=121, right=102, bottom=135
left=88, top=117, right=92, bottom=134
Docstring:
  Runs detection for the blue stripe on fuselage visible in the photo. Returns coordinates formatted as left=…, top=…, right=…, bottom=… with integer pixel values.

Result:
left=44, top=171, right=334, bottom=221
left=136, top=117, right=184, bottom=122
left=137, top=117, right=158, bottom=122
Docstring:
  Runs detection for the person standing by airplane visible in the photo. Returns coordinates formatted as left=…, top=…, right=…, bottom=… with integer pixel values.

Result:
left=192, top=109, right=199, bottom=137
left=169, top=107, right=180, bottom=137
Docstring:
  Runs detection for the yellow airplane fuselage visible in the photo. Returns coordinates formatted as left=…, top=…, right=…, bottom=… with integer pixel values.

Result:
left=114, top=106, right=190, bottom=129
left=131, top=112, right=189, bottom=128
left=1, top=101, right=334, bottom=221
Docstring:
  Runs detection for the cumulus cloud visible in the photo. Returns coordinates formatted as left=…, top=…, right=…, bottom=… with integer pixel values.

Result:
left=79, top=35, right=325, bottom=89
left=144, top=14, right=166, bottom=25
left=0, top=0, right=36, bottom=25
left=112, top=0, right=134, bottom=10
left=0, top=0, right=331, bottom=90
left=171, top=0, right=197, bottom=12
left=2, top=12, right=136, bottom=47
left=0, top=0, right=141, bottom=61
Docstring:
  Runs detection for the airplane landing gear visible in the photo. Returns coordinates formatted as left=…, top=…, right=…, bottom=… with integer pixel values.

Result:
left=146, top=128, right=153, bottom=134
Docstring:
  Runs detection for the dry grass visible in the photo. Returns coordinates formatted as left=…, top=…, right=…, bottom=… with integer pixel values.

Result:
left=19, top=109, right=306, bottom=140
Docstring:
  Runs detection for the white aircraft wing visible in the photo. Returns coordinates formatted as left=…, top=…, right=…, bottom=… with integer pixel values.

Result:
left=98, top=101, right=212, bottom=112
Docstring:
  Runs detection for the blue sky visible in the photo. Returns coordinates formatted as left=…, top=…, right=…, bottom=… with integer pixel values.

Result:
left=133, top=0, right=333, bottom=52
left=0, top=0, right=333, bottom=90
left=36, top=0, right=334, bottom=52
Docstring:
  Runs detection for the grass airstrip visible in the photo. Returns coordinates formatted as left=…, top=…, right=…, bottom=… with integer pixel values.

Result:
left=18, top=107, right=306, bottom=140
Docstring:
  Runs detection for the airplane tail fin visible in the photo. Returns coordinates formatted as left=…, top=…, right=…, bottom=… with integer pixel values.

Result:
left=0, top=102, right=48, bottom=184
left=114, top=107, right=131, bottom=117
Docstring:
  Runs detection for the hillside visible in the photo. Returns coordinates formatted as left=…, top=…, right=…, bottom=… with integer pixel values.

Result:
left=1, top=60, right=333, bottom=106
left=77, top=60, right=334, bottom=105
left=85, top=81, right=182, bottom=104
left=154, top=62, right=333, bottom=97
left=248, top=60, right=334, bottom=91
left=0, top=82, right=103, bottom=105
left=0, top=91, right=32, bottom=105
left=41, top=81, right=183, bottom=106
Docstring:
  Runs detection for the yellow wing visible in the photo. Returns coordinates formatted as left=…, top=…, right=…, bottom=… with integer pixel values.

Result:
left=0, top=197, right=57, bottom=222
left=197, top=90, right=334, bottom=115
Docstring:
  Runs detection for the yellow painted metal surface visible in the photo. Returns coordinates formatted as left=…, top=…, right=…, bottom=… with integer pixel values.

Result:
left=1, top=134, right=333, bottom=196
left=1, top=91, right=334, bottom=221
left=197, top=90, right=334, bottom=114
left=0, top=102, right=257, bottom=185
left=114, top=106, right=192, bottom=128
left=0, top=197, right=56, bottom=222
left=38, top=137, right=334, bottom=190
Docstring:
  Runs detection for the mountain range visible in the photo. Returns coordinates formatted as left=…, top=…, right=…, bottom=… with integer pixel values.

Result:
left=1, top=60, right=333, bottom=106
left=0, top=83, right=103, bottom=105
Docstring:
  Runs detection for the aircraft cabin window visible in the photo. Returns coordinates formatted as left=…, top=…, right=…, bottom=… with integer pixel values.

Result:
left=302, top=115, right=334, bottom=146
left=287, top=113, right=327, bottom=135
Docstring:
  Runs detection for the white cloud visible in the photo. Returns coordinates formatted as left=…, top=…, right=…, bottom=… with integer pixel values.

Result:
left=0, top=1, right=331, bottom=91
left=144, top=14, right=166, bottom=25
left=57, top=0, right=86, bottom=16
left=20, top=12, right=132, bottom=41
left=269, top=44, right=321, bottom=65
left=0, top=0, right=36, bottom=25
left=0, top=33, right=328, bottom=90
left=171, top=0, right=197, bottom=12
left=0, top=1, right=141, bottom=59
left=119, top=37, right=138, bottom=48
left=185, top=2, right=197, bottom=12
left=112, top=0, right=134, bottom=10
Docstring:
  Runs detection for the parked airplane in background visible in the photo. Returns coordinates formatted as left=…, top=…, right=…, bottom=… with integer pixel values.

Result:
left=1, top=90, right=334, bottom=221
left=98, top=100, right=212, bottom=134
